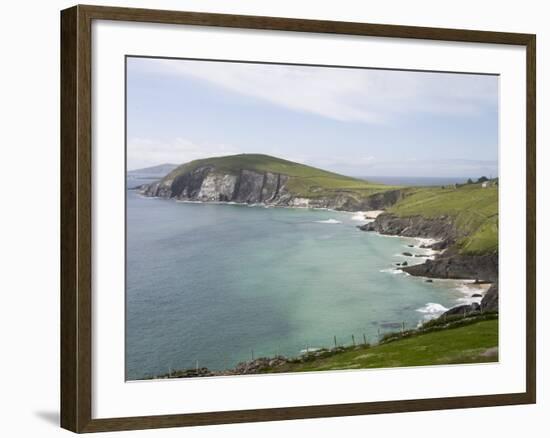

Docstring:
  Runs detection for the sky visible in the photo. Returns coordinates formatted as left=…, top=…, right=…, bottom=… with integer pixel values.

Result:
left=126, top=57, right=498, bottom=178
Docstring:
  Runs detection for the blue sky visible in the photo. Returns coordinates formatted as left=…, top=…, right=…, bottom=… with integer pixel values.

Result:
left=127, top=57, right=498, bottom=178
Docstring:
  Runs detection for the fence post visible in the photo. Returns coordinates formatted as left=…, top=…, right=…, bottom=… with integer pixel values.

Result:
left=334, top=335, right=337, bottom=348
left=363, top=333, right=367, bottom=345
left=352, top=334, right=356, bottom=346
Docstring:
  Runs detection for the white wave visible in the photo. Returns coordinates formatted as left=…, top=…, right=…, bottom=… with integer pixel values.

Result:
left=300, top=347, right=322, bottom=354
left=416, top=302, right=448, bottom=320
left=351, top=212, right=367, bottom=221
left=453, top=282, right=489, bottom=305
left=380, top=268, right=407, bottom=275
left=314, top=219, right=342, bottom=224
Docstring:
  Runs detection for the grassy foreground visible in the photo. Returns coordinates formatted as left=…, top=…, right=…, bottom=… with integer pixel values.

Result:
left=265, top=319, right=498, bottom=373
left=163, top=154, right=400, bottom=199
left=388, top=183, right=498, bottom=255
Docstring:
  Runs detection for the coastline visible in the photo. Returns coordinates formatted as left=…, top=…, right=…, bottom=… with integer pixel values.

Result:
left=134, top=188, right=388, bottom=215
left=128, top=191, right=498, bottom=380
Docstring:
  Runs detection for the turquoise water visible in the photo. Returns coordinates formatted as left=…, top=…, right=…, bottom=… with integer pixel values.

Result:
left=126, top=188, right=471, bottom=380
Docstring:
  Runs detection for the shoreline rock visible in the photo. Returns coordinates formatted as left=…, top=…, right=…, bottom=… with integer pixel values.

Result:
left=401, top=253, right=498, bottom=283
left=480, top=283, right=499, bottom=312
left=439, top=283, right=498, bottom=318
left=358, top=213, right=459, bottom=244
left=360, top=212, right=498, bottom=287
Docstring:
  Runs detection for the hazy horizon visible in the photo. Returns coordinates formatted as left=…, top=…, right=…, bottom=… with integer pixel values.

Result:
left=127, top=57, right=498, bottom=178
left=127, top=155, right=494, bottom=182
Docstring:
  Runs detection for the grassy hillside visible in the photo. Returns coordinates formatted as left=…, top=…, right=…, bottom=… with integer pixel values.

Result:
left=163, top=154, right=400, bottom=199
left=388, top=183, right=498, bottom=254
left=266, top=319, right=498, bottom=373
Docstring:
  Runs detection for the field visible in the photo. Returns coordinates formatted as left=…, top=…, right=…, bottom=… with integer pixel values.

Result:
left=388, top=183, right=498, bottom=254
left=265, top=319, right=498, bottom=373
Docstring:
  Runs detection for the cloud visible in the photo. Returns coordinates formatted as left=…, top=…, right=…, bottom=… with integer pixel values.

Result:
left=128, top=57, right=498, bottom=124
left=127, top=137, right=239, bottom=170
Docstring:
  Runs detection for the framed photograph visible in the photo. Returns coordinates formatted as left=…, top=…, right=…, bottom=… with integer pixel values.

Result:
left=60, top=4, right=536, bottom=433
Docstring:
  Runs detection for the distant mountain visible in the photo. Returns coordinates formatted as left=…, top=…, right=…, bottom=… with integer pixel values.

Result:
left=127, top=163, right=178, bottom=178
left=140, top=154, right=402, bottom=211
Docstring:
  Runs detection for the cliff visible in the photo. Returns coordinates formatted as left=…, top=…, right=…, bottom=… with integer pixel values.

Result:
left=402, top=253, right=498, bottom=282
left=139, top=154, right=403, bottom=211
left=359, top=183, right=499, bottom=310
left=359, top=213, right=459, bottom=243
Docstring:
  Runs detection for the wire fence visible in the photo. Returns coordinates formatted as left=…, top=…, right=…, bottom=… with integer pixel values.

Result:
left=149, top=322, right=412, bottom=378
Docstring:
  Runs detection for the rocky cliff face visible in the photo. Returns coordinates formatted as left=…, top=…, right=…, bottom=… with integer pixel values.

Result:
left=402, top=253, right=498, bottom=282
left=140, top=165, right=402, bottom=211
left=480, top=283, right=499, bottom=312
left=358, top=213, right=459, bottom=243
left=360, top=212, right=499, bottom=294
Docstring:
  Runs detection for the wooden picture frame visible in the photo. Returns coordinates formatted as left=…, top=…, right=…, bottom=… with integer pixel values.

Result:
left=61, top=4, right=536, bottom=433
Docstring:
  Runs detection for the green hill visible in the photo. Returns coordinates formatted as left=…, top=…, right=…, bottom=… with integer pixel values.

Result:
left=163, top=154, right=399, bottom=199
left=388, top=182, right=498, bottom=254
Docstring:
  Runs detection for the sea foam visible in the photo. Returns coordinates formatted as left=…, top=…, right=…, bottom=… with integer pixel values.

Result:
left=416, top=302, right=448, bottom=319
left=314, top=219, right=342, bottom=224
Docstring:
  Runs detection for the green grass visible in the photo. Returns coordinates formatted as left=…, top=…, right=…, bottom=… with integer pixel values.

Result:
left=388, top=183, right=498, bottom=254
left=266, top=319, right=498, bottom=373
left=163, top=154, right=399, bottom=199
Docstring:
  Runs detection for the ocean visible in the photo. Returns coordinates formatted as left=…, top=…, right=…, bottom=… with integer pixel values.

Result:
left=126, top=183, right=482, bottom=380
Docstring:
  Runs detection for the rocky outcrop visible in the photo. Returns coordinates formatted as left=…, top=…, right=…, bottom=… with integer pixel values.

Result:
left=401, top=253, right=498, bottom=282
left=439, top=283, right=498, bottom=319
left=442, top=302, right=481, bottom=318
left=480, top=283, right=499, bottom=312
left=341, top=189, right=403, bottom=211
left=359, top=213, right=459, bottom=243
left=141, top=165, right=402, bottom=211
left=359, top=211, right=498, bottom=287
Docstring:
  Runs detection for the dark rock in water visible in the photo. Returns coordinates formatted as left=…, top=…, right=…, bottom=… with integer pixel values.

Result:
left=358, top=222, right=376, bottom=231
left=402, top=253, right=498, bottom=283
left=401, top=261, right=408, bottom=266
left=408, top=244, right=414, bottom=247
left=442, top=302, right=481, bottom=318
left=402, top=252, right=413, bottom=257
left=395, top=262, right=401, bottom=266
left=481, top=283, right=498, bottom=312
left=414, top=254, right=430, bottom=258
left=471, top=293, right=483, bottom=298
left=425, top=279, right=433, bottom=283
